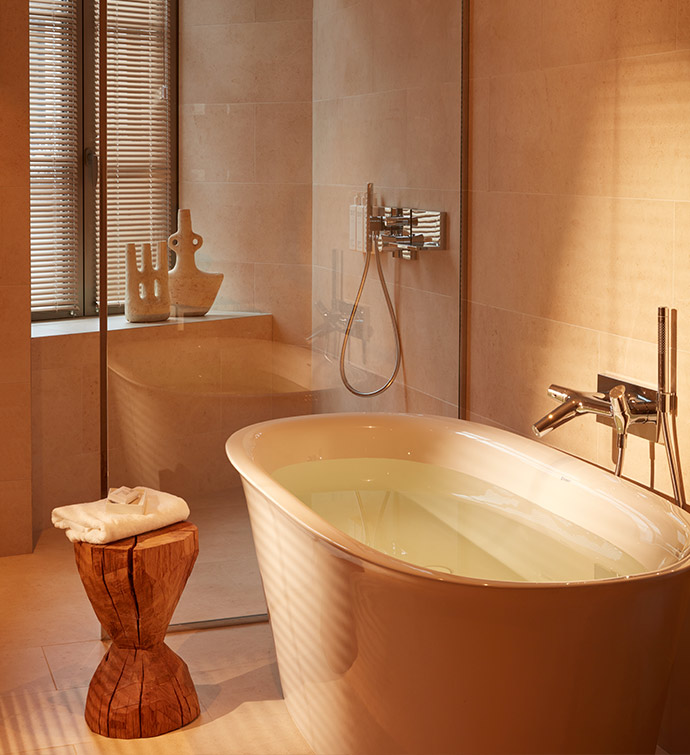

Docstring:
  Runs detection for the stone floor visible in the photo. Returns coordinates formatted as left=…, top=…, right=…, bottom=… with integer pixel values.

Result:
left=0, top=490, right=311, bottom=754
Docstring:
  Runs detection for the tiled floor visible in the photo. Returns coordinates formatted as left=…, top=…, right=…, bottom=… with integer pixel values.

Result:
left=0, top=492, right=311, bottom=755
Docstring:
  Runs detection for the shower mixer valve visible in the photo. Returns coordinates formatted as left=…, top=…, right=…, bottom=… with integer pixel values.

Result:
left=369, top=206, right=446, bottom=260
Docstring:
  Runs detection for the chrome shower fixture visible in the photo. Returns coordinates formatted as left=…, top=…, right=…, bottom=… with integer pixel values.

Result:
left=370, top=206, right=446, bottom=260
left=531, top=307, right=685, bottom=508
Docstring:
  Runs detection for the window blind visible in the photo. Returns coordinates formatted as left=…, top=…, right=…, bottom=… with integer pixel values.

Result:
left=29, top=0, right=81, bottom=316
left=98, top=0, right=174, bottom=308
left=29, top=0, right=175, bottom=317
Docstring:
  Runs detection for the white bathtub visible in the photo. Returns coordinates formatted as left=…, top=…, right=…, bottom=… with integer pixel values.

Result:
left=226, top=412, right=690, bottom=754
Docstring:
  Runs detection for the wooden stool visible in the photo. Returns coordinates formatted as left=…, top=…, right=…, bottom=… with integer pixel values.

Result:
left=74, top=521, right=201, bottom=739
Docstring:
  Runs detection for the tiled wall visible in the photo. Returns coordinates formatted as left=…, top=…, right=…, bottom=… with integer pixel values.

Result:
left=311, top=0, right=462, bottom=415
left=0, top=0, right=32, bottom=555
left=178, top=0, right=313, bottom=346
left=468, top=3, right=690, bottom=750
left=30, top=333, right=101, bottom=533
left=468, top=0, right=690, bottom=496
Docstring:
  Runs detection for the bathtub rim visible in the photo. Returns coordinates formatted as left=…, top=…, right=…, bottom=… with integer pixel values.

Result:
left=226, top=411, right=690, bottom=590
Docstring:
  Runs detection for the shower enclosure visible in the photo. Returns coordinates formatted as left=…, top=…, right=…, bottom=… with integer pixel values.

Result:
left=102, top=0, right=464, bottom=627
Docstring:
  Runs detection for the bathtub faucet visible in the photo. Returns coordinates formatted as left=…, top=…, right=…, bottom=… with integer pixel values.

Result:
left=532, top=383, right=658, bottom=477
left=532, top=385, right=615, bottom=437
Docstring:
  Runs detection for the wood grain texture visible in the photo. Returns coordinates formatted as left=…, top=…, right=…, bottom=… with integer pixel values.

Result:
left=74, top=522, right=200, bottom=738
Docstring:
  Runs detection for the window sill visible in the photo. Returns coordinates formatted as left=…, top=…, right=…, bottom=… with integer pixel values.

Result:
left=31, top=311, right=269, bottom=338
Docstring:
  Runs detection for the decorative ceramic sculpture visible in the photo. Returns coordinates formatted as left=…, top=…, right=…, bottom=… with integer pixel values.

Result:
left=168, top=209, right=223, bottom=317
left=124, top=241, right=171, bottom=323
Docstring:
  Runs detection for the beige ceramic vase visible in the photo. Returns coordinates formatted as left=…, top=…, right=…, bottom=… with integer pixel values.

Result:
left=124, top=241, right=171, bottom=323
left=168, top=209, right=223, bottom=316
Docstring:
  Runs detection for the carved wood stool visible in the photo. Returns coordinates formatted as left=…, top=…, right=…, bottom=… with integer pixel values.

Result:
left=74, top=521, right=201, bottom=739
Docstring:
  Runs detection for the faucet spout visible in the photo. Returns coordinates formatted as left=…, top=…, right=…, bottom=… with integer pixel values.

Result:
left=532, top=398, right=581, bottom=437
left=532, top=384, right=612, bottom=438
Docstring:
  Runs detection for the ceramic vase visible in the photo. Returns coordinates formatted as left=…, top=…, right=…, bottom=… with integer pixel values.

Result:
left=124, top=241, right=171, bottom=323
left=168, top=209, right=223, bottom=317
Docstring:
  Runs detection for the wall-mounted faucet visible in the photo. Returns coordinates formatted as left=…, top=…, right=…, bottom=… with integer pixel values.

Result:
left=532, top=382, right=657, bottom=477
left=531, top=307, right=685, bottom=508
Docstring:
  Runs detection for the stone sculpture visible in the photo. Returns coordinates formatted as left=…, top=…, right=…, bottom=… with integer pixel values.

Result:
left=168, top=209, right=223, bottom=316
left=124, top=241, right=171, bottom=323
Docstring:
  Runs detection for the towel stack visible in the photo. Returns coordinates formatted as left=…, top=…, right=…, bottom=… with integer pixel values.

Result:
left=51, top=487, right=190, bottom=544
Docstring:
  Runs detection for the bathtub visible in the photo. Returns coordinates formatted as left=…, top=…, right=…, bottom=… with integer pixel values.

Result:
left=107, top=322, right=313, bottom=498
left=226, top=412, right=690, bottom=754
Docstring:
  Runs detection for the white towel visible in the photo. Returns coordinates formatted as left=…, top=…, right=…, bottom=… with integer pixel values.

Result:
left=51, top=487, right=190, bottom=544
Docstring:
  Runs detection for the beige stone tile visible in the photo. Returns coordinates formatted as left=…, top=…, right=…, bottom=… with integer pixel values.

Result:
left=254, top=264, right=312, bottom=345
left=0, top=0, right=28, bottom=188
left=207, top=262, right=256, bottom=313
left=255, top=0, right=312, bottom=22
left=312, top=3, right=375, bottom=100
left=180, top=0, right=254, bottom=27
left=610, top=51, right=690, bottom=201
left=0, top=647, right=55, bottom=697
left=255, top=103, right=311, bottom=185
left=313, top=0, right=358, bottom=18
left=468, top=77, right=490, bottom=193
left=470, top=0, right=542, bottom=79
left=467, top=304, right=600, bottom=462
left=179, top=182, right=312, bottom=266
left=180, top=21, right=312, bottom=105
left=0, top=526, right=100, bottom=647
left=489, top=62, right=618, bottom=196
left=311, top=184, right=354, bottom=269
left=320, top=91, right=408, bottom=188
left=372, top=0, right=462, bottom=90
left=680, top=1, right=690, bottom=49
left=0, top=480, right=32, bottom=556
left=31, top=332, right=98, bottom=371
left=0, top=687, right=91, bottom=752
left=406, top=82, right=461, bottom=192
left=31, top=366, right=85, bottom=461
left=179, top=104, right=255, bottom=183
left=0, top=286, right=31, bottom=384
left=42, top=641, right=108, bottom=692
left=541, top=0, right=677, bottom=68
left=0, top=381, right=31, bottom=482
left=0, top=186, right=29, bottom=286
left=73, top=699, right=311, bottom=754
left=673, top=202, right=690, bottom=334
left=397, top=288, right=459, bottom=405
left=172, top=558, right=266, bottom=624
left=32, top=448, right=101, bottom=530
left=470, top=191, right=674, bottom=342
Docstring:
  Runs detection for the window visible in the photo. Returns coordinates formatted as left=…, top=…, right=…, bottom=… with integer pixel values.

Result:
left=29, top=0, right=177, bottom=319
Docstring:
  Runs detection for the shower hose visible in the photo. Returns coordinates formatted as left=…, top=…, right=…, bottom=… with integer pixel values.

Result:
left=339, top=230, right=402, bottom=397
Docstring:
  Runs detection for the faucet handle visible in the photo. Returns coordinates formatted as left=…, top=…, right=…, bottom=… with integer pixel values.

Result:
left=608, top=384, right=630, bottom=436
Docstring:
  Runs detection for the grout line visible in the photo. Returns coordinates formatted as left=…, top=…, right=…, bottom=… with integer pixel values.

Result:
left=40, top=646, right=58, bottom=692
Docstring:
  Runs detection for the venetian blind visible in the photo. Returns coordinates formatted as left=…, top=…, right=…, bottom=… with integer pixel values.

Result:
left=29, top=0, right=175, bottom=317
left=29, top=0, right=81, bottom=316
left=98, top=0, right=174, bottom=308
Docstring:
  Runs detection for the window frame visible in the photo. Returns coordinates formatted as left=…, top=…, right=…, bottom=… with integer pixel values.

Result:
left=29, top=0, right=178, bottom=321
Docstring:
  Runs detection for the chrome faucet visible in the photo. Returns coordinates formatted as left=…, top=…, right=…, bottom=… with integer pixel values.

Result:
left=531, top=307, right=685, bottom=508
left=532, top=383, right=657, bottom=477
left=532, top=385, right=613, bottom=437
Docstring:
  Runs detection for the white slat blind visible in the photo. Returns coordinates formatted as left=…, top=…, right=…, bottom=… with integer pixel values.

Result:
left=98, top=0, right=174, bottom=308
left=29, top=0, right=174, bottom=317
left=29, top=0, right=81, bottom=315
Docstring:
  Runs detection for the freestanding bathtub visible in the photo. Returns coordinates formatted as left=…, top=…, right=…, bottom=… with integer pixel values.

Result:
left=226, top=412, right=690, bottom=754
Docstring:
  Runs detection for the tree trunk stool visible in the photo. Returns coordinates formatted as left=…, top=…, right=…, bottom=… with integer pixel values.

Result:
left=73, top=521, right=201, bottom=739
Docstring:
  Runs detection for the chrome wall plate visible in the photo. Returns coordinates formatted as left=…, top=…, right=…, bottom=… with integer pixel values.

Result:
left=372, top=206, right=446, bottom=258
left=597, top=374, right=659, bottom=443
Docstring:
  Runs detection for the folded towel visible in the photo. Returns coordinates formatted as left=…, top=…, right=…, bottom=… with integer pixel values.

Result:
left=51, top=487, right=190, bottom=544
